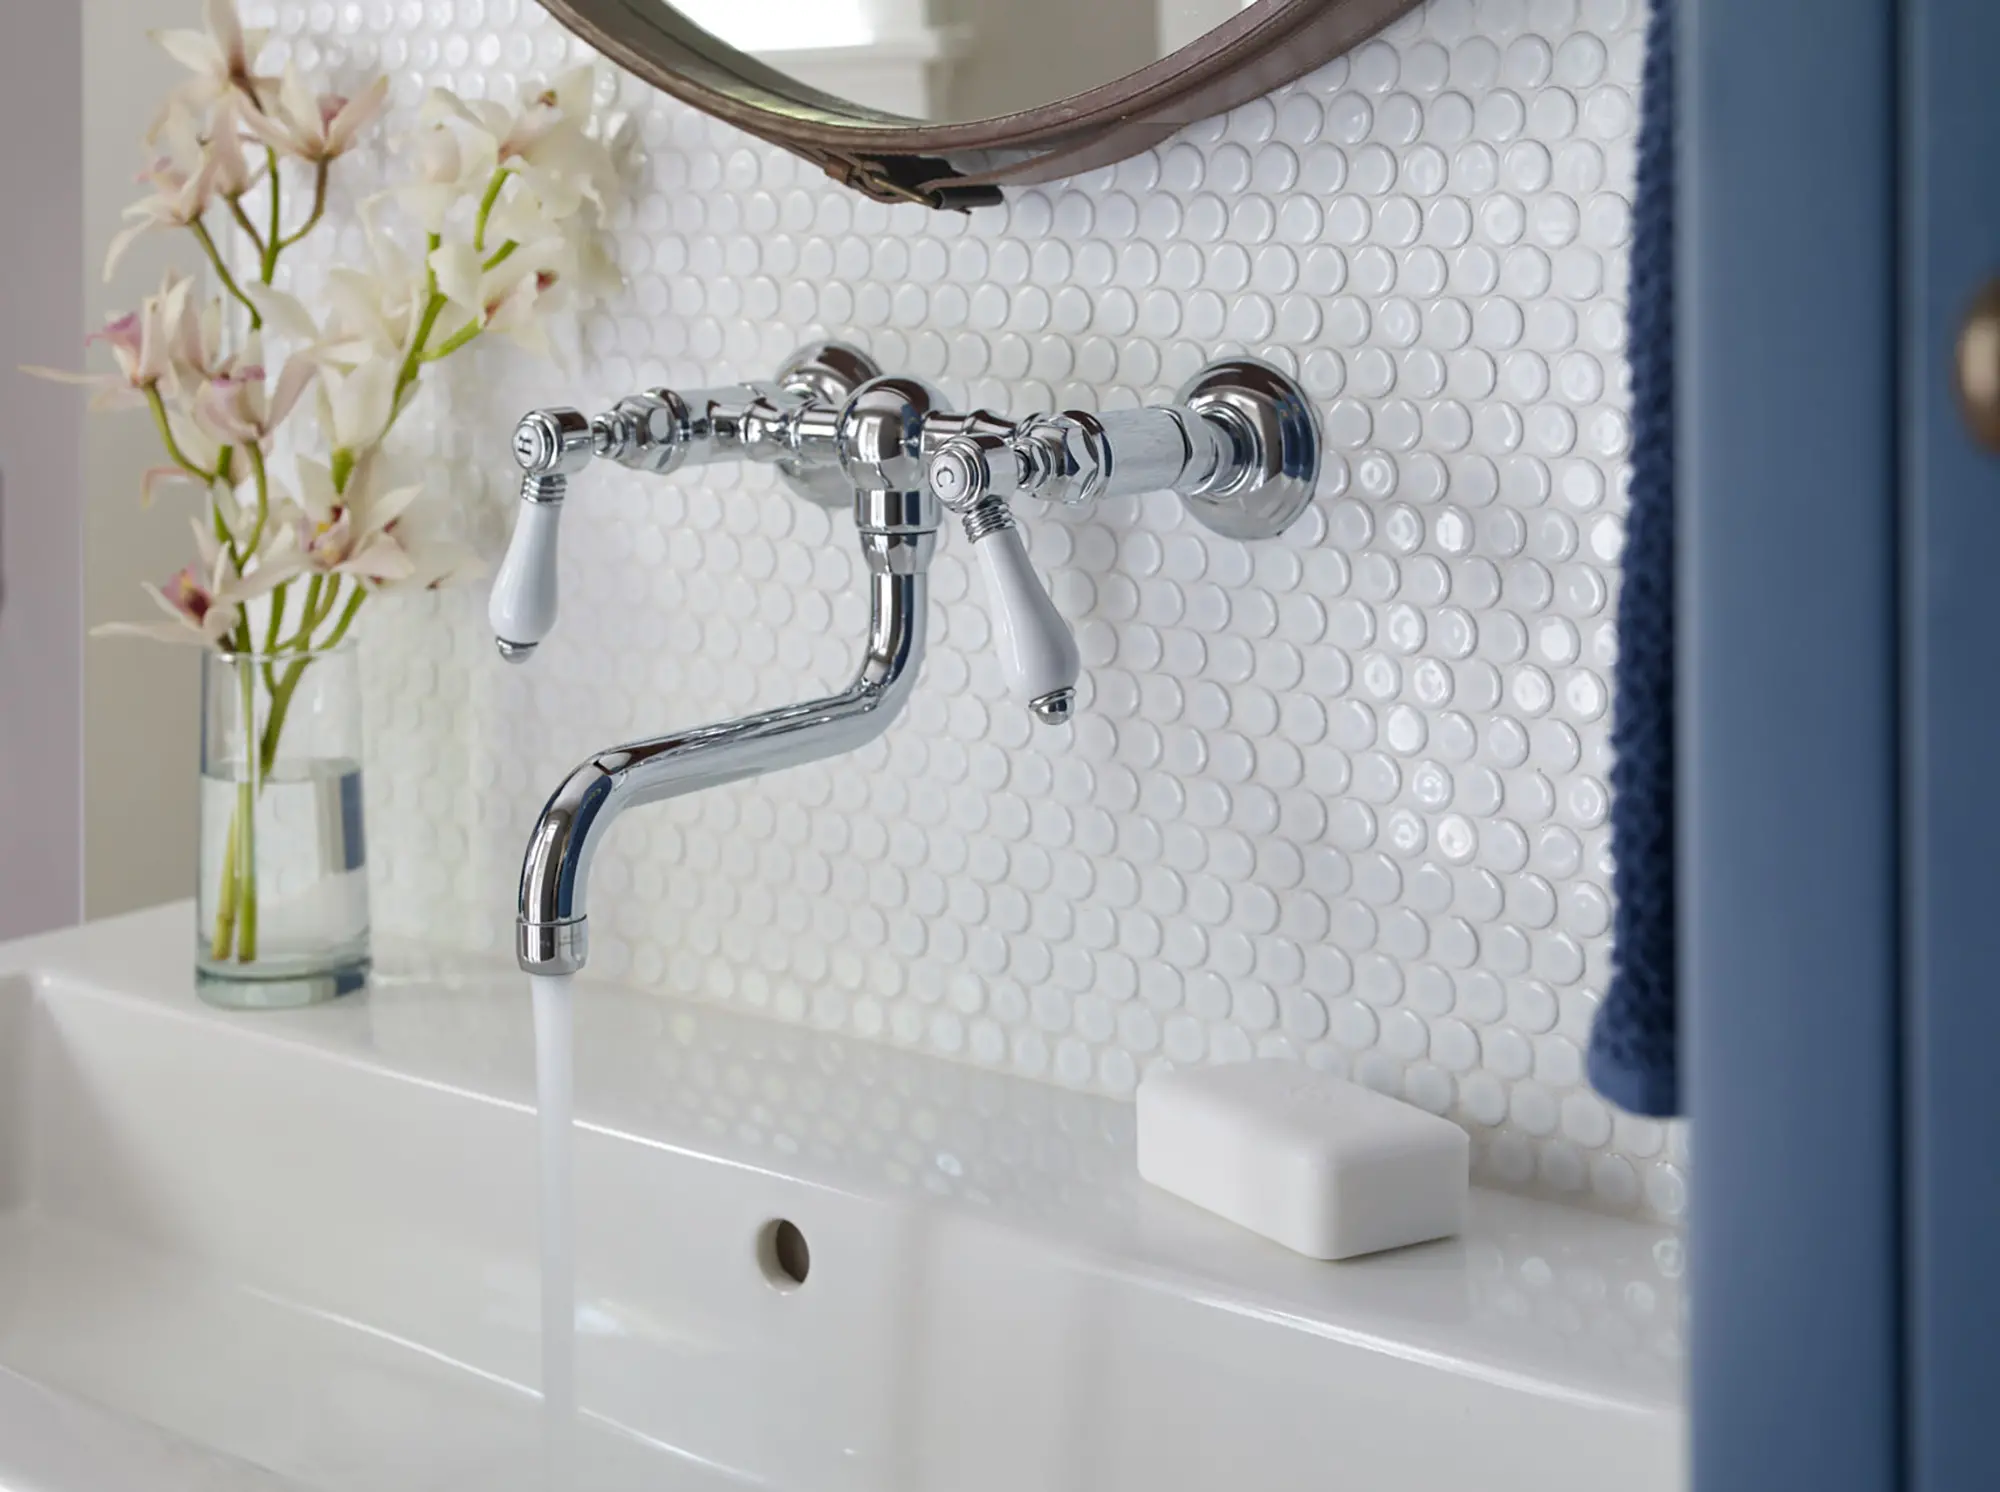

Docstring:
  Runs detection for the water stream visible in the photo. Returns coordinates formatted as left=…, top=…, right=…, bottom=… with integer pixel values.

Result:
left=530, top=974, right=577, bottom=1489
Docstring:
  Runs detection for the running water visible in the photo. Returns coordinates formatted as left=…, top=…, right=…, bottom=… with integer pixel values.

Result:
left=531, top=974, right=577, bottom=1488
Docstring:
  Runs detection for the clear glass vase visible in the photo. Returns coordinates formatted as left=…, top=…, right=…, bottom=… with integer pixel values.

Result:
left=197, top=642, right=370, bottom=1003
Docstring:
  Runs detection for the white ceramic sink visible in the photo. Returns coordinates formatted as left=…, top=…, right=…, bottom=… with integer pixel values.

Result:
left=0, top=904, right=1684, bottom=1491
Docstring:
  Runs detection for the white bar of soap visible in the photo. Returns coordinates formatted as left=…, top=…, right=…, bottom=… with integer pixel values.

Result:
left=1136, top=1060, right=1470, bottom=1261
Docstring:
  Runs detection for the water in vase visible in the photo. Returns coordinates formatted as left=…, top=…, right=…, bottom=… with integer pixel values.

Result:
left=196, top=757, right=370, bottom=979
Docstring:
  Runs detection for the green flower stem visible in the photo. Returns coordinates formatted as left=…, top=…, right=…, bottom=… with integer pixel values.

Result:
left=391, top=230, right=449, bottom=408
left=260, top=583, right=291, bottom=698
left=474, top=168, right=511, bottom=252
left=317, top=585, right=367, bottom=649
left=235, top=656, right=259, bottom=961
left=264, top=582, right=289, bottom=655
left=395, top=295, right=448, bottom=405
left=212, top=654, right=262, bottom=964
left=423, top=318, right=483, bottom=363
left=277, top=162, right=329, bottom=250
left=330, top=446, right=356, bottom=495
left=209, top=793, right=241, bottom=961
left=481, top=240, right=518, bottom=272
left=190, top=217, right=261, bottom=331
left=261, top=149, right=282, bottom=283
left=256, top=571, right=342, bottom=773
left=143, top=386, right=219, bottom=485
left=242, top=442, right=272, bottom=558
left=288, top=575, right=326, bottom=648
left=259, top=658, right=307, bottom=782
left=225, top=194, right=268, bottom=265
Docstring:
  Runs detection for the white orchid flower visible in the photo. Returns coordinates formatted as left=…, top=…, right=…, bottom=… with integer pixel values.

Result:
left=314, top=361, right=399, bottom=452
left=243, top=68, right=388, bottom=165
left=366, top=474, right=482, bottom=593
left=283, top=456, right=421, bottom=586
left=150, top=0, right=278, bottom=125
left=167, top=286, right=228, bottom=393
left=204, top=94, right=258, bottom=197
left=189, top=335, right=317, bottom=446
left=96, top=516, right=301, bottom=648
left=419, top=69, right=618, bottom=225
left=398, top=118, right=491, bottom=234
left=23, top=271, right=193, bottom=410
left=104, top=109, right=228, bottom=279
left=242, top=283, right=376, bottom=370
left=428, top=240, right=566, bottom=355
left=314, top=205, right=431, bottom=362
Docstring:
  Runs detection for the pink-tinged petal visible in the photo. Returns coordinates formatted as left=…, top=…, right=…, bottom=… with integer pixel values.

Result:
left=336, top=532, right=416, bottom=584
left=203, top=0, right=240, bottom=52
left=192, top=379, right=257, bottom=445
left=93, top=618, right=216, bottom=645
left=201, top=602, right=245, bottom=647
left=326, top=75, right=388, bottom=153
left=265, top=356, right=317, bottom=431
left=139, top=465, right=194, bottom=507
left=141, top=571, right=207, bottom=629
left=237, top=103, right=297, bottom=157
left=202, top=0, right=251, bottom=76
left=319, top=513, right=355, bottom=565
left=102, top=220, right=153, bottom=282
left=87, top=311, right=144, bottom=357
left=230, top=555, right=306, bottom=602
left=190, top=515, right=225, bottom=580
left=87, top=385, right=151, bottom=413
left=19, top=365, right=105, bottom=387
left=202, top=122, right=254, bottom=198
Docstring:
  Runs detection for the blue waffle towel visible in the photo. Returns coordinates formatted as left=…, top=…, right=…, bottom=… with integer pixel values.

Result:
left=1588, top=0, right=1679, bottom=1118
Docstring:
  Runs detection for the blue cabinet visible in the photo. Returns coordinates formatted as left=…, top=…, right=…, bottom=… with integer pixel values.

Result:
left=1685, top=2, right=2000, bottom=1488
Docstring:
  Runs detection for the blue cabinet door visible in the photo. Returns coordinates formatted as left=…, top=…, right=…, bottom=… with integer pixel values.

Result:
left=1903, top=2, right=2000, bottom=1489
left=1683, top=1, right=1901, bottom=1489
left=1688, top=1, right=2000, bottom=1487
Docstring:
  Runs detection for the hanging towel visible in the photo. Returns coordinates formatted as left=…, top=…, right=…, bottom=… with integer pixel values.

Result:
left=1588, top=0, right=1679, bottom=1118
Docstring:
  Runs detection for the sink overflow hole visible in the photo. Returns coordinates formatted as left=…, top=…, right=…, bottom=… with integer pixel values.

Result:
left=758, top=1219, right=810, bottom=1290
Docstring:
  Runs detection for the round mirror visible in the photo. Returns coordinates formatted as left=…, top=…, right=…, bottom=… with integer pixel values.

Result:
left=540, top=0, right=1418, bottom=207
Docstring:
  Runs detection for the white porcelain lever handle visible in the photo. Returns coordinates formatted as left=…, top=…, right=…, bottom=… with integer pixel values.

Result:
left=929, top=433, right=1081, bottom=725
left=970, top=521, right=1080, bottom=725
left=489, top=499, right=564, bottom=661
left=489, top=407, right=595, bottom=662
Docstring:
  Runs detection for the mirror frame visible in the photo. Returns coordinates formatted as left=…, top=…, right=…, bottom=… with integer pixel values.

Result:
left=539, top=0, right=1423, bottom=209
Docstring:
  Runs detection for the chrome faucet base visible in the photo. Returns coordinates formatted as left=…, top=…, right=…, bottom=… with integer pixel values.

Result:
left=1174, top=359, right=1322, bottom=542
left=772, top=341, right=883, bottom=508
left=923, top=356, right=1322, bottom=541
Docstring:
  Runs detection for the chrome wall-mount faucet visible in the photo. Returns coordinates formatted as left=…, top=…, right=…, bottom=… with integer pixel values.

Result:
left=488, top=344, right=1322, bottom=976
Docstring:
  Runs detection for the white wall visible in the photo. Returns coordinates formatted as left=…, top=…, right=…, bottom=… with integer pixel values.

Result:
left=0, top=7, right=85, bottom=940
left=82, top=0, right=204, bottom=919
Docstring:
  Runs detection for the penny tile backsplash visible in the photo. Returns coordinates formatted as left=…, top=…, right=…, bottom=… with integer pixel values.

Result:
left=249, top=0, right=1688, bottom=1221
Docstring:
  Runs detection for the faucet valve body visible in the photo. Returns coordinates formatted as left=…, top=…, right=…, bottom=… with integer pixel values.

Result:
left=496, top=352, right=1322, bottom=974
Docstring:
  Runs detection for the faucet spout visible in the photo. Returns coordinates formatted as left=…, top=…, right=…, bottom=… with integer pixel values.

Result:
left=515, top=546, right=930, bottom=975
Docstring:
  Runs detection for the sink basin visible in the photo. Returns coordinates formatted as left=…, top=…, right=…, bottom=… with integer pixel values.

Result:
left=0, top=904, right=1684, bottom=1491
